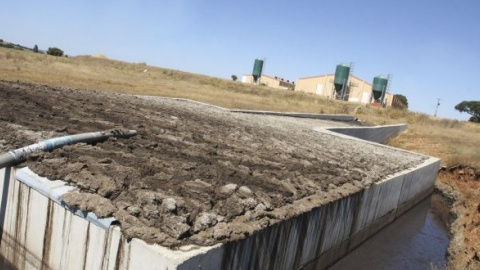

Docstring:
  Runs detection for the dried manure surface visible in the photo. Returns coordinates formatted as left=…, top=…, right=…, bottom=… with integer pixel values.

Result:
left=0, top=81, right=426, bottom=248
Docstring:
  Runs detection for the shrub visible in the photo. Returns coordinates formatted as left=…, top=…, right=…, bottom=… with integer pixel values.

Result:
left=393, top=94, right=408, bottom=108
left=47, top=47, right=64, bottom=57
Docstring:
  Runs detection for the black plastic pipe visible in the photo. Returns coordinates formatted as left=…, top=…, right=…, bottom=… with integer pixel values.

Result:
left=0, top=129, right=137, bottom=168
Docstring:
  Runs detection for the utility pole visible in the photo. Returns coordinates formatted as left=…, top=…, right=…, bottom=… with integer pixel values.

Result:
left=434, top=98, right=441, bottom=117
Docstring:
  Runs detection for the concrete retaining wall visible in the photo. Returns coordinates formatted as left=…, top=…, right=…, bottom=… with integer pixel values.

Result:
left=325, top=124, right=407, bottom=144
left=0, top=167, right=227, bottom=270
left=0, top=153, right=439, bottom=270
left=221, top=157, right=439, bottom=269
left=0, top=167, right=119, bottom=270
left=230, top=109, right=356, bottom=121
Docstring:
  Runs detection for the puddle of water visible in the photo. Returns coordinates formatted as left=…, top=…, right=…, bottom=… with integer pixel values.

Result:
left=329, top=196, right=449, bottom=270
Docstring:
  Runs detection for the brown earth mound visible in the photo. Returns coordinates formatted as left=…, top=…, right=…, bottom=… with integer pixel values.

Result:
left=0, top=80, right=426, bottom=248
left=437, top=166, right=480, bottom=269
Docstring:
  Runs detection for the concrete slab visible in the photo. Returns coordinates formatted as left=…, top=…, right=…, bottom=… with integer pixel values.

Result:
left=230, top=109, right=356, bottom=121
left=323, top=124, right=407, bottom=144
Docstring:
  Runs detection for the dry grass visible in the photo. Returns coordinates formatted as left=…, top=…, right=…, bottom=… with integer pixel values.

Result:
left=0, top=48, right=350, bottom=114
left=389, top=116, right=480, bottom=168
left=1, top=47, right=479, bottom=167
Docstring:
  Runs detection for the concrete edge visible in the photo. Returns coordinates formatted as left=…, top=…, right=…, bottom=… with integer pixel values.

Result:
left=376, top=156, right=441, bottom=185
left=322, top=124, right=407, bottom=144
left=314, top=127, right=433, bottom=160
left=15, top=167, right=116, bottom=230
left=134, top=95, right=356, bottom=122
left=325, top=123, right=407, bottom=130
left=229, top=109, right=355, bottom=121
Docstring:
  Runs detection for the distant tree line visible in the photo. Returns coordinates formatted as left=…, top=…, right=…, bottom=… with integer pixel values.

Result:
left=0, top=39, right=65, bottom=57
left=0, top=42, right=15, bottom=49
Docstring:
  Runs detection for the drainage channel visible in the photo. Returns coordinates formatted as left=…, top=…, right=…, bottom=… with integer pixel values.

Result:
left=329, top=195, right=449, bottom=270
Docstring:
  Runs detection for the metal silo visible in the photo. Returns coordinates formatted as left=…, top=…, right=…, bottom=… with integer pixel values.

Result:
left=334, top=63, right=351, bottom=100
left=372, top=76, right=388, bottom=102
left=252, top=59, right=264, bottom=83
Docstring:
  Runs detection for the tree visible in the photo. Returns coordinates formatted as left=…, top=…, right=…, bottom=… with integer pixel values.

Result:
left=470, top=116, right=479, bottom=123
left=455, top=100, right=480, bottom=123
left=33, top=44, right=38, bottom=53
left=231, top=74, right=238, bottom=81
left=455, top=101, right=480, bottom=122
left=46, top=47, right=64, bottom=56
left=394, top=94, right=408, bottom=108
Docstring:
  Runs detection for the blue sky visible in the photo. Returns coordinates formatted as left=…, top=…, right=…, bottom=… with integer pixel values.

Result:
left=1, top=0, right=479, bottom=120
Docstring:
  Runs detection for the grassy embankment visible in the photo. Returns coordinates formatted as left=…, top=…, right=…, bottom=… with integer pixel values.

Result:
left=1, top=47, right=478, bottom=168
left=1, top=46, right=480, bottom=268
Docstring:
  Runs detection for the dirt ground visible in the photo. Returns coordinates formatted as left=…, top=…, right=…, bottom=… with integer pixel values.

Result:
left=0, top=81, right=427, bottom=248
left=436, top=167, right=480, bottom=269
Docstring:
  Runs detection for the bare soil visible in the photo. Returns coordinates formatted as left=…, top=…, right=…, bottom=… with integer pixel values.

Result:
left=0, top=81, right=427, bottom=248
left=437, top=166, right=480, bottom=269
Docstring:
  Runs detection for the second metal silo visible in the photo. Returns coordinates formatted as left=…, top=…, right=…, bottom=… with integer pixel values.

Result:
left=334, top=63, right=351, bottom=100
left=252, top=59, right=264, bottom=83
left=372, top=75, right=389, bottom=104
